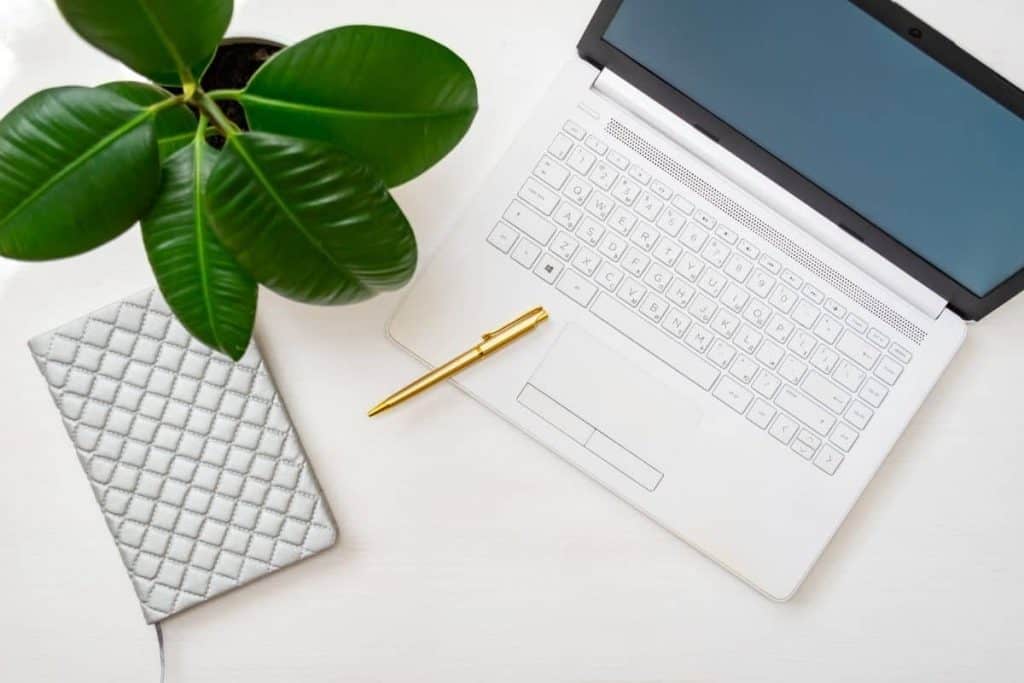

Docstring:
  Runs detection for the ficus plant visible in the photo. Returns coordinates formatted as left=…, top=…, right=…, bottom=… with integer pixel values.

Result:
left=0, top=0, right=477, bottom=359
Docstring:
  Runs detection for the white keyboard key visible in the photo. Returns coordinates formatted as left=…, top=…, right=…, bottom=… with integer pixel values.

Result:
left=791, top=299, right=820, bottom=328
left=710, top=309, right=740, bottom=338
left=846, top=313, right=867, bottom=334
left=518, top=179, right=559, bottom=215
left=634, top=192, right=663, bottom=222
left=747, top=270, right=775, bottom=298
left=860, top=378, right=888, bottom=407
left=720, top=284, right=750, bottom=313
left=689, top=294, right=717, bottom=324
left=693, top=209, right=716, bottom=229
left=713, top=375, right=752, bottom=413
left=562, top=119, right=585, bottom=139
left=867, top=327, right=891, bottom=349
left=802, top=372, right=850, bottom=414
left=737, top=239, right=760, bottom=259
left=591, top=294, right=720, bottom=390
left=746, top=399, right=776, bottom=428
left=606, top=149, right=629, bottom=170
left=802, top=283, right=825, bottom=304
left=510, top=239, right=541, bottom=268
left=643, top=262, right=673, bottom=292
left=845, top=401, right=873, bottom=429
left=652, top=237, right=683, bottom=266
left=607, top=206, right=636, bottom=235
left=585, top=192, right=614, bottom=220
left=824, top=298, right=847, bottom=318
left=769, top=413, right=799, bottom=444
left=715, top=225, right=737, bottom=245
left=781, top=269, right=803, bottom=289
left=685, top=325, right=714, bottom=353
left=730, top=355, right=759, bottom=383
left=589, top=160, right=618, bottom=190
left=769, top=284, right=797, bottom=313
left=675, top=251, right=705, bottom=281
left=665, top=278, right=696, bottom=308
left=487, top=222, right=518, bottom=253
left=697, top=270, right=727, bottom=297
left=621, top=248, right=650, bottom=277
left=639, top=293, right=669, bottom=322
left=797, top=430, right=822, bottom=450
left=577, top=217, right=605, bottom=246
left=752, top=371, right=781, bottom=399
left=533, top=155, right=569, bottom=189
left=889, top=343, right=912, bottom=364
left=788, top=330, right=817, bottom=358
left=651, top=179, right=673, bottom=200
left=743, top=299, right=772, bottom=328
left=834, top=360, right=866, bottom=393
left=678, top=222, right=708, bottom=251
left=612, top=176, right=641, bottom=205
left=755, top=340, right=785, bottom=369
left=810, top=346, right=840, bottom=374
left=584, top=134, right=607, bottom=155
left=556, top=269, right=597, bottom=307
left=567, top=146, right=595, bottom=174
left=776, top=386, right=836, bottom=436
left=551, top=232, right=579, bottom=261
left=829, top=423, right=859, bottom=452
left=627, top=164, right=651, bottom=184
left=791, top=439, right=816, bottom=460
left=617, top=278, right=647, bottom=307
left=759, top=254, right=782, bottom=274
left=661, top=308, right=692, bottom=338
left=836, top=330, right=880, bottom=369
left=656, top=207, right=686, bottom=236
left=813, top=315, right=843, bottom=344
left=594, top=262, right=624, bottom=291
left=503, top=200, right=555, bottom=245
left=671, top=195, right=695, bottom=214
left=563, top=175, right=593, bottom=205
left=778, top=356, right=807, bottom=384
left=723, top=253, right=754, bottom=283
left=814, top=447, right=844, bottom=475
left=708, top=340, right=736, bottom=368
left=552, top=201, right=582, bottom=231
left=766, top=316, right=795, bottom=343
left=598, top=232, right=627, bottom=262
left=534, top=252, right=562, bottom=283
left=571, top=247, right=601, bottom=276
left=548, top=133, right=573, bottom=159
left=874, top=356, right=903, bottom=385
left=630, top=223, right=659, bottom=251
left=734, top=326, right=762, bottom=354
left=702, top=239, right=730, bottom=267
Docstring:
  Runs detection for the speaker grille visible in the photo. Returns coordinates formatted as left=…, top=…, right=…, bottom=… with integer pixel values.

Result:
left=606, top=119, right=926, bottom=344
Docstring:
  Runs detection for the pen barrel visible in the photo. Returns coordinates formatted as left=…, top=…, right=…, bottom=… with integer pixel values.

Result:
left=382, top=348, right=483, bottom=407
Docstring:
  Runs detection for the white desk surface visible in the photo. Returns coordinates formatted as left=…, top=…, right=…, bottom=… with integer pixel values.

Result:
left=2, top=1, right=1024, bottom=681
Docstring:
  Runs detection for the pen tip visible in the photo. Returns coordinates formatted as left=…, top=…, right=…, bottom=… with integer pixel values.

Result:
left=367, top=402, right=387, bottom=417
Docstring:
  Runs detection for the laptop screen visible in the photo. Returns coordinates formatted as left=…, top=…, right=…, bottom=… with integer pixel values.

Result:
left=604, top=1, right=1024, bottom=298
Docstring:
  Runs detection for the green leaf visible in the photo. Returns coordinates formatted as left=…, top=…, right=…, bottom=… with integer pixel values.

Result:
left=142, top=132, right=257, bottom=360
left=239, top=26, right=477, bottom=187
left=206, top=132, right=417, bottom=304
left=99, top=81, right=197, bottom=161
left=56, top=0, right=233, bottom=85
left=0, top=86, right=160, bottom=260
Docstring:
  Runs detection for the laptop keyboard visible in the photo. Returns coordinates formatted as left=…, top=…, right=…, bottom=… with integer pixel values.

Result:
left=486, top=119, right=914, bottom=477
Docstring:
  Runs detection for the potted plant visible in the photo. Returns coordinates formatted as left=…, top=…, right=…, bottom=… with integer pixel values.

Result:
left=0, top=0, right=477, bottom=360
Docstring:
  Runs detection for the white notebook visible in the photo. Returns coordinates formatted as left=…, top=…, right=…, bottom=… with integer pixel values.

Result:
left=28, top=290, right=337, bottom=623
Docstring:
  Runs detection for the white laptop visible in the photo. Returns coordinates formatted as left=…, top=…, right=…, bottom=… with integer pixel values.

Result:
left=389, top=0, right=1024, bottom=599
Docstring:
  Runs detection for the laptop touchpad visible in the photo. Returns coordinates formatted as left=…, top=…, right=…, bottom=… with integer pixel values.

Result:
left=517, top=325, right=702, bottom=491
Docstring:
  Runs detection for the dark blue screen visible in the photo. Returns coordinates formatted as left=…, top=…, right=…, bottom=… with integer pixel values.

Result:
left=605, top=0, right=1024, bottom=297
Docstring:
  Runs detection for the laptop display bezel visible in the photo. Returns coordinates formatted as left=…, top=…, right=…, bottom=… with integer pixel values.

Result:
left=578, top=0, right=1024, bottom=321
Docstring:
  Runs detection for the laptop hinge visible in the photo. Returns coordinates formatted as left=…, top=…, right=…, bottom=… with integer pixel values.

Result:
left=591, top=68, right=949, bottom=321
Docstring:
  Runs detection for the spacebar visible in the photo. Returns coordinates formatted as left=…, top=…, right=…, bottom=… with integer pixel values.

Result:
left=591, top=294, right=720, bottom=390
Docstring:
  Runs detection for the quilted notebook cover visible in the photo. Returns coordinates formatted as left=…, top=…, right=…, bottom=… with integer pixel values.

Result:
left=28, top=290, right=337, bottom=623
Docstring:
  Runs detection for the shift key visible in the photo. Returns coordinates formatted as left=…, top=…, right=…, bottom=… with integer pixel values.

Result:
left=776, top=386, right=836, bottom=436
left=503, top=199, right=554, bottom=245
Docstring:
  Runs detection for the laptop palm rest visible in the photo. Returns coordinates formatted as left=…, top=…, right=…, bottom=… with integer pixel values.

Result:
left=517, top=325, right=702, bottom=491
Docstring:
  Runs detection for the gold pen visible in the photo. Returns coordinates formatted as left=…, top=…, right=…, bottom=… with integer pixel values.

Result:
left=368, top=306, right=549, bottom=417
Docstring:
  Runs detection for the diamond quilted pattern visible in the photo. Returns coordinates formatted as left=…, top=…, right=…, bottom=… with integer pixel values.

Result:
left=29, top=290, right=337, bottom=623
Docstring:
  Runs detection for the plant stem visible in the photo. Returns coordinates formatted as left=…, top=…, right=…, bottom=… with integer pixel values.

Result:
left=207, top=89, right=244, bottom=102
left=195, top=90, right=240, bottom=137
left=146, top=94, right=188, bottom=115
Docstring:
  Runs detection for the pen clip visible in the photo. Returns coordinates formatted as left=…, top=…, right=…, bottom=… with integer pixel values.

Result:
left=480, top=306, right=545, bottom=341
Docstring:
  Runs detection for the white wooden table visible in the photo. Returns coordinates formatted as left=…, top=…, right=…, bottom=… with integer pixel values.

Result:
left=2, top=1, right=1024, bottom=680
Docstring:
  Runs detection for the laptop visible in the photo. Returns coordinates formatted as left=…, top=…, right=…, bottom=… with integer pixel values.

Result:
left=389, top=0, right=1024, bottom=599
